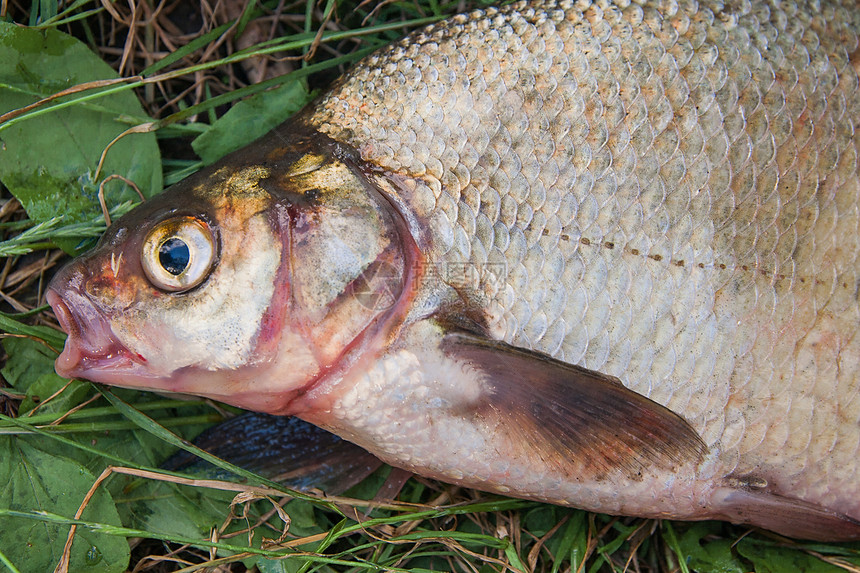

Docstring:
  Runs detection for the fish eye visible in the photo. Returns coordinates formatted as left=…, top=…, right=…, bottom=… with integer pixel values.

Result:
left=141, top=217, right=216, bottom=292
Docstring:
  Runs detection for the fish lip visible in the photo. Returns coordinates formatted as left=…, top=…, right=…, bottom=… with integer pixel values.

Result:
left=48, top=289, right=78, bottom=341
left=46, top=288, right=147, bottom=381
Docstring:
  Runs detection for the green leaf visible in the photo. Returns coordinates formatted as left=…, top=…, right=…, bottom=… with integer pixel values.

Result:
left=257, top=553, right=338, bottom=573
left=1, top=336, right=60, bottom=393
left=18, top=372, right=90, bottom=415
left=0, top=333, right=240, bottom=565
left=119, top=479, right=235, bottom=539
left=677, top=523, right=746, bottom=573
left=191, top=78, right=311, bottom=164
left=0, top=334, right=89, bottom=414
left=736, top=538, right=845, bottom=573
left=257, top=557, right=297, bottom=573
left=0, top=22, right=161, bottom=252
left=523, top=505, right=560, bottom=537
left=0, top=437, right=129, bottom=573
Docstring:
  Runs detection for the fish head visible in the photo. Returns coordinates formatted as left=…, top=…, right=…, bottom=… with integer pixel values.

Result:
left=47, top=128, right=412, bottom=414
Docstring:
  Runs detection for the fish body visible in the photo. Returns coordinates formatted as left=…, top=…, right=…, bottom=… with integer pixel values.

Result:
left=47, top=0, right=860, bottom=540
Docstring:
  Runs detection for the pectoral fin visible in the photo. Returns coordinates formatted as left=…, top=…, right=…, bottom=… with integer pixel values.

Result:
left=164, top=413, right=382, bottom=494
left=441, top=331, right=707, bottom=478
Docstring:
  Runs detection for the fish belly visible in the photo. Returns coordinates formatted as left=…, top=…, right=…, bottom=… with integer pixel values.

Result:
left=311, top=0, right=860, bottom=515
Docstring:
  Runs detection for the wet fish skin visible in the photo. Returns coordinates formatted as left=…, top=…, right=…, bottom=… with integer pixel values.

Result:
left=46, top=0, right=860, bottom=540
left=308, top=0, right=860, bottom=532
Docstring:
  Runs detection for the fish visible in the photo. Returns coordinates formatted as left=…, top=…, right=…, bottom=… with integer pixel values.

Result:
left=45, top=0, right=860, bottom=541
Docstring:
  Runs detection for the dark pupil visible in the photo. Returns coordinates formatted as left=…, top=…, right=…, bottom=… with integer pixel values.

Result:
left=158, top=238, right=190, bottom=276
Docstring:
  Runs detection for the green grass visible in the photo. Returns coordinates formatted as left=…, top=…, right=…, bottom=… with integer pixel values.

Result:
left=1, top=1, right=860, bottom=572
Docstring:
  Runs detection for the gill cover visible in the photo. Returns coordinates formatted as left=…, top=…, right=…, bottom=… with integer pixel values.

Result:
left=256, top=130, right=417, bottom=369
left=47, top=121, right=415, bottom=413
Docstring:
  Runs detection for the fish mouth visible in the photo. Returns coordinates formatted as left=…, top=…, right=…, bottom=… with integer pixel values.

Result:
left=46, top=288, right=149, bottom=383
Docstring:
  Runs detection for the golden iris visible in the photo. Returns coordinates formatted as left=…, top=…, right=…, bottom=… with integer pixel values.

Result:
left=141, top=217, right=216, bottom=292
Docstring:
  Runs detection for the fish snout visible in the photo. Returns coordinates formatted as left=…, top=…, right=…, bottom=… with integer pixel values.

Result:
left=47, top=289, right=83, bottom=379
left=46, top=269, right=141, bottom=381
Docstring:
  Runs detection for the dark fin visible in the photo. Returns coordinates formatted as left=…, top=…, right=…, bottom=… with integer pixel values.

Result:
left=372, top=468, right=414, bottom=503
left=441, top=331, right=707, bottom=478
left=164, top=413, right=382, bottom=494
left=712, top=486, right=860, bottom=541
left=340, top=468, right=415, bottom=521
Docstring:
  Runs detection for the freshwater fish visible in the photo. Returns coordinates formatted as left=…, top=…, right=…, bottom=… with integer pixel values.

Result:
left=46, top=0, right=860, bottom=541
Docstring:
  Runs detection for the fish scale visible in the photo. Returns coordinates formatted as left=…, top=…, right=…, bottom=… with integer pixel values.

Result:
left=311, top=0, right=860, bottom=515
left=46, top=0, right=860, bottom=538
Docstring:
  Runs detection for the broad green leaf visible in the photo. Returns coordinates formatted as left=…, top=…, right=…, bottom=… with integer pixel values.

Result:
left=257, top=558, right=299, bottom=573
left=0, top=336, right=235, bottom=562
left=283, top=498, right=325, bottom=537
left=118, top=480, right=235, bottom=539
left=0, top=437, right=129, bottom=573
left=18, top=371, right=90, bottom=415
left=523, top=505, right=560, bottom=537
left=0, top=22, right=161, bottom=252
left=677, top=523, right=745, bottom=573
left=257, top=552, right=337, bottom=573
left=1, top=336, right=59, bottom=392
left=0, top=334, right=88, bottom=415
left=737, top=538, right=845, bottom=573
left=191, top=78, right=311, bottom=164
